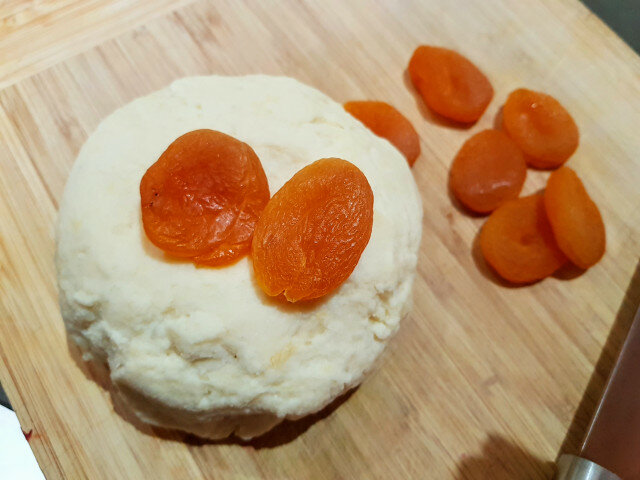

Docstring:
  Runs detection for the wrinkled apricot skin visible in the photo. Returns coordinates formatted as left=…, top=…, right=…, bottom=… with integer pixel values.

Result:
left=480, top=194, right=566, bottom=283
left=502, top=89, right=579, bottom=169
left=408, top=46, right=494, bottom=123
left=140, top=129, right=270, bottom=266
left=450, top=129, right=526, bottom=214
left=544, top=167, right=605, bottom=269
left=344, top=101, right=420, bottom=166
left=252, top=158, right=374, bottom=302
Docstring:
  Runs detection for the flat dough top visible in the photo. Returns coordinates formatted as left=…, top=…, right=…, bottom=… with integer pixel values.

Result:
left=56, top=75, right=422, bottom=418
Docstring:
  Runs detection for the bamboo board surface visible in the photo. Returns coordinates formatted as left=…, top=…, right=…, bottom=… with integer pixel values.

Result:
left=0, top=0, right=194, bottom=89
left=1, top=1, right=640, bottom=478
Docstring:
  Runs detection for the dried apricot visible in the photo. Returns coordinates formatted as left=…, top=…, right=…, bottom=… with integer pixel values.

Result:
left=408, top=46, right=493, bottom=123
left=502, top=89, right=579, bottom=169
left=252, top=158, right=374, bottom=302
left=140, top=129, right=270, bottom=266
left=344, top=101, right=420, bottom=166
left=450, top=129, right=526, bottom=214
left=544, top=167, right=605, bottom=269
left=480, top=194, right=566, bottom=283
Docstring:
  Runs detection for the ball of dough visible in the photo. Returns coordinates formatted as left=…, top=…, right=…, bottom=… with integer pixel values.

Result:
left=56, top=75, right=423, bottom=439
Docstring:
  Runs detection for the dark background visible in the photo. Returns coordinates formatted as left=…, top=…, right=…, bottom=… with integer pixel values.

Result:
left=584, top=0, right=640, bottom=52
left=0, top=386, right=9, bottom=409
left=0, top=0, right=638, bottom=412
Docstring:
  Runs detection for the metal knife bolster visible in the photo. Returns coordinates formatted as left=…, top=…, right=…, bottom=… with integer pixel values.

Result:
left=556, top=455, right=621, bottom=480
left=556, top=299, right=640, bottom=480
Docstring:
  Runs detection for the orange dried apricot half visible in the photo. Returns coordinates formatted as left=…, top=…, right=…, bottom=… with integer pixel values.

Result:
left=140, top=129, right=270, bottom=266
left=408, top=46, right=493, bottom=123
left=544, top=167, right=605, bottom=269
left=480, top=194, right=566, bottom=283
left=344, top=101, right=420, bottom=166
left=502, top=89, right=579, bottom=169
left=450, top=129, right=526, bottom=214
left=252, top=158, right=374, bottom=302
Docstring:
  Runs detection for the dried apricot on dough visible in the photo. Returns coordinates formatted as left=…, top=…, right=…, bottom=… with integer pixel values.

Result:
left=544, top=167, right=605, bottom=269
left=408, top=46, right=494, bottom=123
left=480, top=194, right=566, bottom=283
left=252, top=158, right=374, bottom=302
left=502, top=89, right=579, bottom=169
left=140, top=129, right=270, bottom=266
left=450, top=129, right=526, bottom=214
left=344, top=101, right=420, bottom=166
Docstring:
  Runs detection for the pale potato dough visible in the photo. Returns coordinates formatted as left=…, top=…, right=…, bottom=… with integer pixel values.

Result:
left=56, top=75, right=423, bottom=439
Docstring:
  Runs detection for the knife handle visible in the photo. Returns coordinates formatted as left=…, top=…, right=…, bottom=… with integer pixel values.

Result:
left=556, top=455, right=621, bottom=480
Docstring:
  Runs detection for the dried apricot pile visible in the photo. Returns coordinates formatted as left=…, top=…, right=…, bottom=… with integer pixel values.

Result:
left=477, top=88, right=604, bottom=282
left=140, top=129, right=270, bottom=266
left=544, top=167, right=605, bottom=269
left=450, top=129, right=526, bottom=213
left=138, top=48, right=604, bottom=297
left=480, top=170, right=605, bottom=283
left=141, top=133, right=375, bottom=302
left=252, top=158, right=374, bottom=302
left=502, top=89, right=579, bottom=169
left=410, top=45, right=606, bottom=284
left=409, top=46, right=493, bottom=123
left=480, top=194, right=567, bottom=284
left=344, top=101, right=420, bottom=166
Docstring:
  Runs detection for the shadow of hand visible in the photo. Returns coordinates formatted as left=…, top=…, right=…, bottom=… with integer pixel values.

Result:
left=455, top=434, right=555, bottom=480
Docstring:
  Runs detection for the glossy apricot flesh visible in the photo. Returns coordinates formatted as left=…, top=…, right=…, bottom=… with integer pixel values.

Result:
left=450, top=129, right=526, bottom=214
left=344, top=101, right=420, bottom=166
left=544, top=167, right=605, bottom=269
left=502, top=89, right=579, bottom=169
left=409, top=46, right=493, bottom=123
left=252, top=158, right=374, bottom=302
left=480, top=194, right=566, bottom=283
left=140, top=129, right=270, bottom=266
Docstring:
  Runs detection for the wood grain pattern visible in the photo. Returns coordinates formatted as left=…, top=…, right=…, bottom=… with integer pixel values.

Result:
left=0, top=0, right=194, bottom=89
left=1, top=0, right=639, bottom=478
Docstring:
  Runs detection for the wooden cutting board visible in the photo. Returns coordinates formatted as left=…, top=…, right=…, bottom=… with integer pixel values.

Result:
left=1, top=1, right=639, bottom=478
